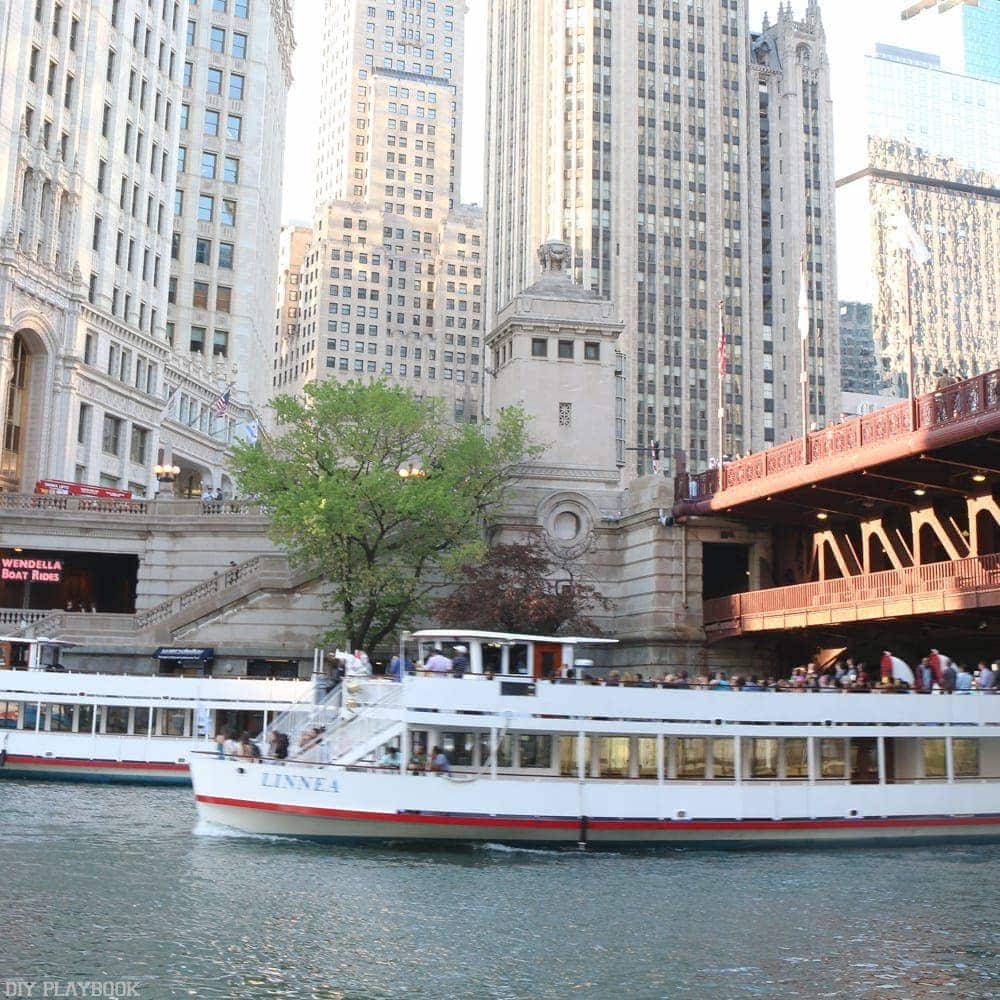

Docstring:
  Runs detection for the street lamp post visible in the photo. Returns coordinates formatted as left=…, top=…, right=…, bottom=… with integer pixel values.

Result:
left=154, top=463, right=181, bottom=497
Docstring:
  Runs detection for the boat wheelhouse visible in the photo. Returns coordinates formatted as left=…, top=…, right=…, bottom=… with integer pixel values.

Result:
left=190, top=630, right=1000, bottom=848
left=0, top=656, right=310, bottom=783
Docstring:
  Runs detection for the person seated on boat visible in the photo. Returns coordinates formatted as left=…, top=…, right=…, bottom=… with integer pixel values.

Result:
left=379, top=745, right=401, bottom=770
left=424, top=647, right=453, bottom=675
left=214, top=732, right=226, bottom=759
left=977, top=662, right=996, bottom=692
left=222, top=728, right=241, bottom=757
left=955, top=664, right=973, bottom=693
left=268, top=730, right=289, bottom=760
left=709, top=672, right=731, bottom=691
left=408, top=745, right=427, bottom=773
left=451, top=646, right=469, bottom=678
left=743, top=676, right=762, bottom=692
left=239, top=732, right=262, bottom=760
left=818, top=672, right=838, bottom=692
left=428, top=745, right=451, bottom=775
left=604, top=670, right=621, bottom=687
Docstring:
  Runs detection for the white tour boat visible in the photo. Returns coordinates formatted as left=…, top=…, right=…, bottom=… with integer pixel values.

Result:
left=190, top=629, right=1000, bottom=848
left=0, top=640, right=312, bottom=784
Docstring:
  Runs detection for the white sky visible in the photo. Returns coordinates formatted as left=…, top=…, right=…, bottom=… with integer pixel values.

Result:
left=281, top=1, right=960, bottom=300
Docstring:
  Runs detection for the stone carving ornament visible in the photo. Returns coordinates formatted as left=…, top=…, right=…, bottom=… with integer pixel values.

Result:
left=537, top=240, right=572, bottom=272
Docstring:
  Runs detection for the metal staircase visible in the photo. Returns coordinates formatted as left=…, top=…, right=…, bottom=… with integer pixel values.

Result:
left=312, top=681, right=404, bottom=766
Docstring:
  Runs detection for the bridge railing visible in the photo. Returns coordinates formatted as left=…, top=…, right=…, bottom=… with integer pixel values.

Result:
left=678, top=368, right=1000, bottom=502
left=704, top=552, right=1000, bottom=628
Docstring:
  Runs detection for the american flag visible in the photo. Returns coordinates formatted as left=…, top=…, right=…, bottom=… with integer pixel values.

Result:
left=213, top=386, right=232, bottom=417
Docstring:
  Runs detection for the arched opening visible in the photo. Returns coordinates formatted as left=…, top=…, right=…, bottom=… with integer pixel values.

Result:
left=0, top=332, right=45, bottom=492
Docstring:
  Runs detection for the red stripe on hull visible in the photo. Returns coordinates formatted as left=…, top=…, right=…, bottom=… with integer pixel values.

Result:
left=195, top=794, right=1000, bottom=832
left=6, top=754, right=188, bottom=771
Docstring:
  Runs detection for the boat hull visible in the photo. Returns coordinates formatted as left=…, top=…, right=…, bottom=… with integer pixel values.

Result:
left=190, top=757, right=1000, bottom=849
left=0, top=753, right=190, bottom=785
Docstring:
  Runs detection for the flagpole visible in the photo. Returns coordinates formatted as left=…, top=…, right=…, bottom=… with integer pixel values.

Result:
left=800, top=250, right=810, bottom=463
left=717, top=298, right=726, bottom=477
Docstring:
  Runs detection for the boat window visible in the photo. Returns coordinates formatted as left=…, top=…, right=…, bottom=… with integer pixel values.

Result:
left=784, top=739, right=808, bottom=778
left=637, top=737, right=658, bottom=778
left=712, top=738, right=735, bottom=778
left=442, top=731, right=474, bottom=766
left=518, top=734, right=552, bottom=769
left=76, top=704, right=95, bottom=733
left=820, top=739, right=847, bottom=779
left=558, top=735, right=579, bottom=776
left=750, top=738, right=778, bottom=778
left=105, top=707, right=129, bottom=734
left=676, top=737, right=706, bottom=779
left=508, top=644, right=529, bottom=676
left=599, top=737, right=630, bottom=777
left=481, top=643, right=503, bottom=675
left=133, top=706, right=151, bottom=735
left=23, top=704, right=44, bottom=730
left=0, top=701, right=19, bottom=728
left=162, top=709, right=188, bottom=737
left=48, top=705, right=73, bottom=732
left=922, top=738, right=946, bottom=778
left=954, top=738, right=979, bottom=777
left=477, top=732, right=512, bottom=768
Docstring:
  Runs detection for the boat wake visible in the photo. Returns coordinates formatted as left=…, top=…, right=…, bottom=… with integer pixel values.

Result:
left=192, top=819, right=296, bottom=843
left=477, top=841, right=579, bottom=857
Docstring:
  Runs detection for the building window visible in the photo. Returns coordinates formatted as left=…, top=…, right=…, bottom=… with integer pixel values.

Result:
left=234, top=0, right=248, bottom=16
left=129, top=426, right=149, bottom=465
left=206, top=67, right=223, bottom=95
left=182, top=61, right=193, bottom=87
left=101, top=415, right=123, bottom=456
left=584, top=342, right=600, bottom=361
left=531, top=338, right=547, bottom=358
left=215, top=285, right=231, bottom=312
left=197, top=194, right=213, bottom=221
left=222, top=156, right=239, bottom=183
left=195, top=237, right=211, bottom=265
left=204, top=109, right=220, bottom=135
left=210, top=26, right=225, bottom=53
left=192, top=281, right=209, bottom=309
left=558, top=340, right=573, bottom=360
left=77, top=403, right=92, bottom=445
left=232, top=33, right=247, bottom=59
left=228, top=74, right=244, bottom=100
left=220, top=199, right=236, bottom=226
left=186, top=19, right=196, bottom=45
left=212, top=329, right=228, bottom=357
left=218, top=242, right=234, bottom=268
left=200, top=151, right=217, bottom=178
left=190, top=326, right=205, bottom=353
left=226, top=114, right=242, bottom=140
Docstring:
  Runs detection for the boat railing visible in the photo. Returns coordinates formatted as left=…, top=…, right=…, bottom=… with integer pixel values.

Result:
left=261, top=682, right=344, bottom=753
left=309, top=682, right=405, bottom=764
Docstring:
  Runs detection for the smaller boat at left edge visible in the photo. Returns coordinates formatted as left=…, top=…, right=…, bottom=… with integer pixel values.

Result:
left=0, top=638, right=314, bottom=784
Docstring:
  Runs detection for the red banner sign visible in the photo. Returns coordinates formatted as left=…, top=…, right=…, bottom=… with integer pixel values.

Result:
left=34, top=479, right=132, bottom=500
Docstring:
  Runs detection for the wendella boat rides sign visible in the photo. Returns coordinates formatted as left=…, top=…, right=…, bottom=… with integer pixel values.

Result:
left=1, top=557, right=63, bottom=583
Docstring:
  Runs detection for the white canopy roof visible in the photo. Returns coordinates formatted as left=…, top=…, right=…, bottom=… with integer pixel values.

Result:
left=410, top=629, right=617, bottom=646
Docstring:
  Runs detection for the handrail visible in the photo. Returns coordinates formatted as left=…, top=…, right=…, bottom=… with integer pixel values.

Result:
left=0, top=495, right=271, bottom=517
left=677, top=367, right=1000, bottom=502
left=705, top=552, right=1000, bottom=626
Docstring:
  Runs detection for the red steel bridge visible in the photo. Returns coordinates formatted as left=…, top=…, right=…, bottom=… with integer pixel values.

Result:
left=674, top=369, right=1000, bottom=646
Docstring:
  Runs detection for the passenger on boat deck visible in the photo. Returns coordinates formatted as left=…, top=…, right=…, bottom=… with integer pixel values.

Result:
left=214, top=732, right=226, bottom=759
left=956, top=665, right=973, bottom=693
left=379, top=745, right=401, bottom=769
left=268, top=730, right=289, bottom=760
left=977, top=662, right=996, bottom=691
left=605, top=671, right=621, bottom=687
left=451, top=645, right=469, bottom=678
left=409, top=745, right=427, bottom=773
left=239, top=731, right=262, bottom=760
left=709, top=672, right=731, bottom=691
left=428, top=746, right=451, bottom=774
left=425, top=647, right=453, bottom=674
left=222, top=729, right=241, bottom=757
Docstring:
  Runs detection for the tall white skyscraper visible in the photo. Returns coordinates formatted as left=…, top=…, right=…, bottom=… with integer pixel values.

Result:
left=485, top=0, right=840, bottom=477
left=0, top=0, right=292, bottom=497
left=288, top=0, right=485, bottom=423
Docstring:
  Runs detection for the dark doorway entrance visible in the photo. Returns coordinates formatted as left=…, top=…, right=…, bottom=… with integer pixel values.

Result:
left=702, top=542, right=750, bottom=601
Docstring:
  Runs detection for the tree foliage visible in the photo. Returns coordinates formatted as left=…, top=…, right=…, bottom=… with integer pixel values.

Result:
left=229, top=380, right=537, bottom=652
left=434, top=536, right=610, bottom=636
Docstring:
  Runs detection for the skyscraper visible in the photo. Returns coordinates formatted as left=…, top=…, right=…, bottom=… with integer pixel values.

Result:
left=0, top=0, right=292, bottom=496
left=485, top=0, right=839, bottom=477
left=289, top=0, right=485, bottom=422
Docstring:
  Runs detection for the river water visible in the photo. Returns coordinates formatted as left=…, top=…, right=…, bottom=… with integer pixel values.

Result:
left=1, top=781, right=998, bottom=999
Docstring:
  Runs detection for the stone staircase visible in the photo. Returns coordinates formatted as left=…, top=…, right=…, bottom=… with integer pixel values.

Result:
left=19, top=554, right=322, bottom=646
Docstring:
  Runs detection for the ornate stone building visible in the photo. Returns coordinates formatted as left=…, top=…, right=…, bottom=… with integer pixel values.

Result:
left=0, top=0, right=292, bottom=497
left=485, top=0, right=840, bottom=477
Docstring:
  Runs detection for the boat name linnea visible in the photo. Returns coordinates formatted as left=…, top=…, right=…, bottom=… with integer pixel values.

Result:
left=260, top=771, right=339, bottom=793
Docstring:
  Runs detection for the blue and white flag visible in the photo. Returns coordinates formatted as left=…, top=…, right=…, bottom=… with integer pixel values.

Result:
left=243, top=419, right=260, bottom=445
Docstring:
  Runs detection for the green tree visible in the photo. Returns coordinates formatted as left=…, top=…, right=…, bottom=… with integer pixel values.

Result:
left=229, top=380, right=537, bottom=652
left=434, top=536, right=610, bottom=636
